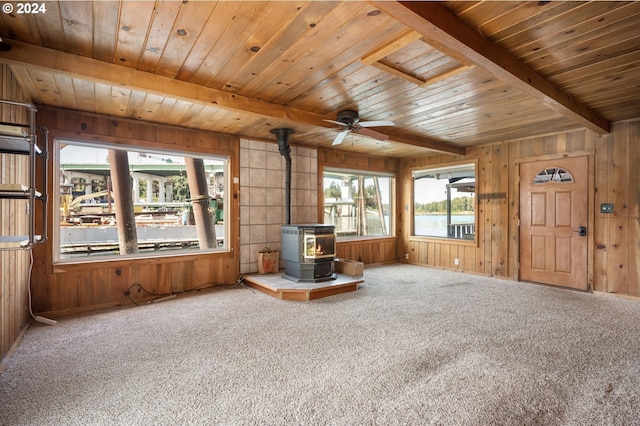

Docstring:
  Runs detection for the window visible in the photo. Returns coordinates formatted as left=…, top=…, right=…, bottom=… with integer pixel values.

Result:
left=533, top=167, right=574, bottom=184
left=54, top=139, right=229, bottom=263
left=323, top=168, right=394, bottom=238
left=412, top=163, right=476, bottom=240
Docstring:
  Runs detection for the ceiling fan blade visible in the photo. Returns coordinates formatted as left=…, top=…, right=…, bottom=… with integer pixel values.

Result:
left=332, top=130, right=349, bottom=145
left=355, top=127, right=389, bottom=141
left=358, top=120, right=395, bottom=128
left=322, top=119, right=348, bottom=128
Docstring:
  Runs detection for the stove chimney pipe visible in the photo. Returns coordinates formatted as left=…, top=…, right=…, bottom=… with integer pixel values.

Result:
left=270, top=128, right=294, bottom=225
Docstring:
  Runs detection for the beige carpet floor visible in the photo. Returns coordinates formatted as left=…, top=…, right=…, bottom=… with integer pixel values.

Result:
left=1, top=263, right=639, bottom=425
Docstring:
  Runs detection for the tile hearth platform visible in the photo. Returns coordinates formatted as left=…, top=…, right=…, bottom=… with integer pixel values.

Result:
left=243, top=271, right=363, bottom=301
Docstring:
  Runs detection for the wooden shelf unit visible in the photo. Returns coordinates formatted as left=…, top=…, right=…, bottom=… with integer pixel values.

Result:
left=0, top=100, right=48, bottom=250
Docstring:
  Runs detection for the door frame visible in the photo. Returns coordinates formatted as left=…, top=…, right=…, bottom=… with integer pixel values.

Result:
left=514, top=153, right=595, bottom=292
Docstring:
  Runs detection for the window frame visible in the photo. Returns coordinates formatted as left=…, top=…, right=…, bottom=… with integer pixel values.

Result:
left=411, top=160, right=477, bottom=244
left=322, top=167, right=396, bottom=241
left=53, top=138, right=230, bottom=264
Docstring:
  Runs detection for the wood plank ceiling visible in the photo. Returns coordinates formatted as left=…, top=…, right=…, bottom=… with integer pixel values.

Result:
left=0, top=1, right=639, bottom=158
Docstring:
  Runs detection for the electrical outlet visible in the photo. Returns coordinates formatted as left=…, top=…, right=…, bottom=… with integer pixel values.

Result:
left=454, top=258, right=459, bottom=265
left=405, top=253, right=409, bottom=259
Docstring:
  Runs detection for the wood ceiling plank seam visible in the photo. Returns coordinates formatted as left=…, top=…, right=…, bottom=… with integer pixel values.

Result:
left=319, top=70, right=417, bottom=119
left=371, top=61, right=424, bottom=86
left=396, top=84, right=534, bottom=129
left=221, top=1, right=339, bottom=94
left=138, top=93, right=169, bottom=123
left=109, top=86, right=132, bottom=116
left=442, top=1, right=483, bottom=17
left=560, top=66, right=640, bottom=101
left=419, top=65, right=477, bottom=88
left=441, top=104, right=567, bottom=139
left=385, top=44, right=453, bottom=78
left=490, top=2, right=586, bottom=45
left=265, top=11, right=407, bottom=104
left=354, top=70, right=505, bottom=122
left=510, top=3, right=638, bottom=64
left=534, top=32, right=640, bottom=78
left=26, top=67, right=60, bottom=106
left=407, top=86, right=540, bottom=125
left=51, top=73, right=78, bottom=110
left=237, top=1, right=371, bottom=98
left=7, top=66, right=42, bottom=106
left=94, top=82, right=113, bottom=117
left=550, top=49, right=640, bottom=86
left=361, top=29, right=423, bottom=65
left=492, top=2, right=618, bottom=54
left=188, top=2, right=275, bottom=88
left=114, top=1, right=157, bottom=69
left=474, top=2, right=552, bottom=38
left=152, top=97, right=179, bottom=124
left=175, top=102, right=206, bottom=128
left=91, top=0, right=120, bottom=63
left=286, top=60, right=387, bottom=112
left=137, top=1, right=184, bottom=74
left=58, top=1, right=94, bottom=57
left=578, top=82, right=640, bottom=107
left=373, top=1, right=610, bottom=134
left=71, top=78, right=96, bottom=114
left=153, top=1, right=219, bottom=79
left=33, top=2, right=65, bottom=51
left=175, top=2, right=243, bottom=83
left=167, top=99, right=197, bottom=126
left=452, top=1, right=529, bottom=37
left=0, top=10, right=41, bottom=45
left=125, top=90, right=147, bottom=120
left=214, top=2, right=300, bottom=91
left=268, top=20, right=408, bottom=105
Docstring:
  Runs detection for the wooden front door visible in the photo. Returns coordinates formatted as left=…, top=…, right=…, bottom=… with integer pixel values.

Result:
left=519, top=156, right=588, bottom=290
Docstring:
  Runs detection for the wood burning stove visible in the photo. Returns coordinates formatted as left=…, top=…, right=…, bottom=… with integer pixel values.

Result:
left=282, top=224, right=337, bottom=283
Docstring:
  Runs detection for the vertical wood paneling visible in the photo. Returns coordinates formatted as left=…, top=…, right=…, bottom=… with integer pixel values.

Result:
left=630, top=122, right=640, bottom=297
left=30, top=108, right=240, bottom=317
left=1, top=65, right=31, bottom=363
left=402, top=123, right=640, bottom=297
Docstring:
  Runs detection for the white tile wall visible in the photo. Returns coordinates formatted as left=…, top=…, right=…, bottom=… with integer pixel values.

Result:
left=239, top=139, right=318, bottom=274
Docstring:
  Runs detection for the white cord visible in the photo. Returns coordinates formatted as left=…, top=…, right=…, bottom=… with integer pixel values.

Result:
left=28, top=249, right=56, bottom=325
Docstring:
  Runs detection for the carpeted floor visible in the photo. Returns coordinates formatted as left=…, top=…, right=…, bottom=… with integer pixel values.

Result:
left=1, top=263, right=640, bottom=425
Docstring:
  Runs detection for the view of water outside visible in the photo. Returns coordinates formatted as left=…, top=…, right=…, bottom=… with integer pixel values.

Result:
left=414, top=175, right=475, bottom=238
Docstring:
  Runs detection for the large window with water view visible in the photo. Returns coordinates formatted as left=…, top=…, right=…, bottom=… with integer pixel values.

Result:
left=413, top=163, right=476, bottom=240
left=323, top=168, right=394, bottom=239
left=54, top=140, right=228, bottom=262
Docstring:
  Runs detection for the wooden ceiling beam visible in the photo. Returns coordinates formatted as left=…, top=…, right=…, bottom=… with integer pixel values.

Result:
left=371, top=1, right=611, bottom=135
left=0, top=39, right=464, bottom=155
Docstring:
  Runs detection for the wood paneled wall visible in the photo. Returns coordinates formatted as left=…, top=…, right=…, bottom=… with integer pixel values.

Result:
left=32, top=108, right=241, bottom=317
left=0, top=64, right=31, bottom=362
left=319, top=148, right=401, bottom=265
left=401, top=121, right=640, bottom=297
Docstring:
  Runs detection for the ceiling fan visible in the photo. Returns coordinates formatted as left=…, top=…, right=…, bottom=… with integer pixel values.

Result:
left=323, top=110, right=395, bottom=145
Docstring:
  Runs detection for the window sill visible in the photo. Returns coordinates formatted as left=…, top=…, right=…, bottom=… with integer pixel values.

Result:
left=336, top=235, right=396, bottom=243
left=409, top=235, right=477, bottom=246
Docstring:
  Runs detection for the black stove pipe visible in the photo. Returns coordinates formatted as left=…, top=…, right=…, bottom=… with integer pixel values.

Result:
left=270, top=128, right=294, bottom=225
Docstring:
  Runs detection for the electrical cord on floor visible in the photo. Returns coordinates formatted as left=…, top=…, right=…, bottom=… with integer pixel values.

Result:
left=124, top=274, right=252, bottom=305
left=27, top=250, right=57, bottom=325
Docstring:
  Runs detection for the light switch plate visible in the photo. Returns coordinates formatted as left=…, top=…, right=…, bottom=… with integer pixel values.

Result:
left=601, top=203, right=614, bottom=213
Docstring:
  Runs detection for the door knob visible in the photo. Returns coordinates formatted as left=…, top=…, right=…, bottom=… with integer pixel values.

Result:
left=575, top=226, right=587, bottom=237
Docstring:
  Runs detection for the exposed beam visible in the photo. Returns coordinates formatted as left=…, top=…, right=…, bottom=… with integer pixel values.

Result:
left=371, top=1, right=611, bottom=135
left=361, top=30, right=423, bottom=66
left=0, top=39, right=464, bottom=155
